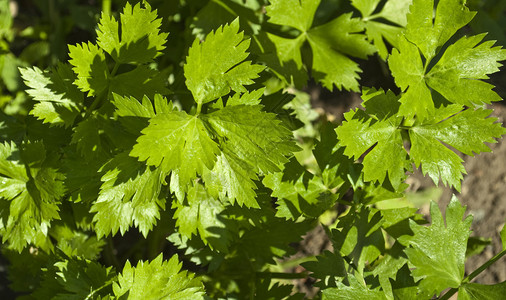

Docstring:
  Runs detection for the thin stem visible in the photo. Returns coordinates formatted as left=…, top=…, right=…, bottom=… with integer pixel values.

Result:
left=465, top=249, right=506, bottom=283
left=256, top=271, right=310, bottom=279
left=277, top=255, right=317, bottom=269
left=196, top=101, right=203, bottom=115
left=84, top=90, right=106, bottom=118
left=211, top=0, right=237, bottom=16
left=103, top=237, right=121, bottom=270
left=110, top=62, right=120, bottom=77
left=102, top=0, right=112, bottom=16
left=85, top=276, right=117, bottom=300
left=439, top=249, right=506, bottom=300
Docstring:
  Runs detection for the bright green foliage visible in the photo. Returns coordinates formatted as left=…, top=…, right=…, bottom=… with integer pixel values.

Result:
left=352, top=0, right=411, bottom=58
left=262, top=152, right=345, bottom=219
left=203, top=104, right=299, bottom=207
left=113, top=254, right=205, bottom=299
left=20, top=64, right=83, bottom=127
left=184, top=19, right=264, bottom=105
left=410, top=107, right=505, bottom=189
left=405, top=0, right=475, bottom=59
left=205, top=104, right=297, bottom=174
left=201, top=145, right=259, bottom=208
left=337, top=88, right=505, bottom=190
left=0, top=141, right=65, bottom=251
left=51, top=224, right=105, bottom=260
left=3, top=0, right=506, bottom=298
left=68, top=2, right=168, bottom=99
left=172, top=183, right=230, bottom=251
left=266, top=0, right=375, bottom=91
left=97, top=2, right=168, bottom=64
left=337, top=88, right=410, bottom=189
left=266, top=0, right=318, bottom=32
left=90, top=152, right=166, bottom=238
left=389, top=0, right=506, bottom=120
left=68, top=42, right=109, bottom=97
left=131, top=111, right=220, bottom=190
left=400, top=197, right=473, bottom=296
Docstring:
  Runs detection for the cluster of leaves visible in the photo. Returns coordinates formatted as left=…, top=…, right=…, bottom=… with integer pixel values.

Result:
left=1, top=0, right=506, bottom=299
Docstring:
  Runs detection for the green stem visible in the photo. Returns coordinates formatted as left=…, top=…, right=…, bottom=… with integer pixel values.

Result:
left=211, top=0, right=237, bottom=16
left=110, top=62, right=120, bottom=77
left=103, top=237, right=121, bottom=270
left=277, top=255, right=317, bottom=269
left=102, top=0, right=112, bottom=16
left=439, top=249, right=506, bottom=300
left=465, top=249, right=506, bottom=283
left=196, top=101, right=203, bottom=115
left=256, top=271, right=310, bottom=279
left=84, top=90, right=106, bottom=118
left=85, top=276, right=117, bottom=300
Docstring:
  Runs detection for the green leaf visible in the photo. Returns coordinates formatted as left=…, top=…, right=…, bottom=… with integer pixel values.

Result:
left=389, top=37, right=434, bottom=121
left=90, top=152, right=166, bottom=238
left=458, top=281, right=506, bottom=300
left=205, top=104, right=298, bottom=174
left=265, top=1, right=374, bottom=90
left=266, top=0, right=319, bottom=32
left=378, top=0, right=411, bottom=26
left=402, top=196, right=472, bottom=296
left=202, top=145, right=259, bottom=208
left=303, top=250, right=347, bottom=288
left=238, top=216, right=312, bottom=264
left=109, top=65, right=169, bottom=100
left=409, top=108, right=505, bottom=190
left=184, top=19, right=264, bottom=104
left=50, top=224, right=105, bottom=260
left=336, top=88, right=410, bottom=188
left=96, top=2, right=168, bottom=64
left=322, top=274, right=388, bottom=300
left=307, top=13, right=376, bottom=91
left=33, top=256, right=116, bottom=300
left=426, top=34, right=506, bottom=107
left=68, top=42, right=109, bottom=96
left=372, top=243, right=408, bottom=299
left=131, top=111, right=220, bottom=190
left=352, top=0, right=381, bottom=18
left=254, top=279, right=304, bottom=300
left=389, top=0, right=506, bottom=120
left=263, top=157, right=341, bottom=219
left=331, top=207, right=385, bottom=275
left=466, top=236, right=491, bottom=259
left=255, top=32, right=308, bottom=87
left=362, top=19, right=404, bottom=59
left=172, top=183, right=230, bottom=251
left=225, top=88, right=264, bottom=106
left=20, top=64, right=83, bottom=127
left=405, top=0, right=475, bottom=60
left=113, top=254, right=205, bottom=299
left=354, top=0, right=411, bottom=59
left=71, top=116, right=111, bottom=161
left=113, top=93, right=174, bottom=135
left=0, top=141, right=64, bottom=251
